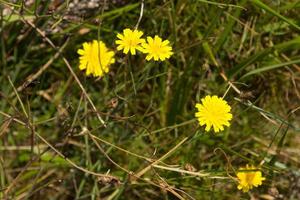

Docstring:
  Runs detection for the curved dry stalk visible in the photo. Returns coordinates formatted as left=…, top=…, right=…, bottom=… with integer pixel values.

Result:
left=135, top=137, right=189, bottom=178
left=0, top=111, right=187, bottom=199
left=152, top=164, right=223, bottom=178
left=0, top=112, right=118, bottom=196
left=34, top=131, right=118, bottom=180
left=135, top=0, right=144, bottom=29
left=82, top=127, right=188, bottom=200
left=86, top=130, right=153, bottom=162
left=15, top=13, right=106, bottom=127
left=16, top=38, right=69, bottom=92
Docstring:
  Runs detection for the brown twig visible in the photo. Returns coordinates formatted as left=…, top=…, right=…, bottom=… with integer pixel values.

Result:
left=18, top=15, right=106, bottom=127
left=134, top=137, right=188, bottom=178
left=17, top=38, right=69, bottom=92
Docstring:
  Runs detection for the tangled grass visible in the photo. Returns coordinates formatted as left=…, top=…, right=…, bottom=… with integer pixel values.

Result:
left=0, top=0, right=300, bottom=199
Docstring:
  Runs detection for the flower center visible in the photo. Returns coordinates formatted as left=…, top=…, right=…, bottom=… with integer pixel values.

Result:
left=126, top=38, right=138, bottom=47
left=151, top=43, right=163, bottom=54
left=206, top=107, right=221, bottom=121
left=245, top=172, right=255, bottom=183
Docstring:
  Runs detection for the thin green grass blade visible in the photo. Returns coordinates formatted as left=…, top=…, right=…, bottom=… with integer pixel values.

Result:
left=96, top=3, right=139, bottom=19
left=60, top=3, right=139, bottom=34
left=280, top=1, right=300, bottom=11
left=227, top=36, right=300, bottom=78
left=202, top=41, right=219, bottom=67
left=251, top=0, right=300, bottom=31
left=3, top=14, right=35, bottom=24
left=195, top=0, right=246, bottom=9
left=214, top=0, right=247, bottom=52
left=235, top=98, right=300, bottom=131
left=241, top=58, right=300, bottom=78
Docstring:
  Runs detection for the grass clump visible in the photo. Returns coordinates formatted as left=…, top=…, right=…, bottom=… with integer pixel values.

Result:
left=0, top=0, right=300, bottom=199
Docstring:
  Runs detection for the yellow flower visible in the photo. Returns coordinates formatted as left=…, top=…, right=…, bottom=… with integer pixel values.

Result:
left=237, top=165, right=266, bottom=192
left=115, top=28, right=145, bottom=55
left=141, top=35, right=173, bottom=61
left=77, top=40, right=115, bottom=77
left=195, top=95, right=232, bottom=133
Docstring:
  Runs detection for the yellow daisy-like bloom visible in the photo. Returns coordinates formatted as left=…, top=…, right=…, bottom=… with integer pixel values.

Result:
left=77, top=40, right=115, bottom=77
left=141, top=35, right=173, bottom=61
left=195, top=95, right=232, bottom=133
left=115, top=28, right=145, bottom=55
left=237, top=165, right=266, bottom=192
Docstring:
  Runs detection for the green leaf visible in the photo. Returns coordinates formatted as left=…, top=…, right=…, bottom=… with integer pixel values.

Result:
left=3, top=14, right=35, bottom=24
left=241, top=58, right=300, bottom=78
left=227, top=36, right=300, bottom=78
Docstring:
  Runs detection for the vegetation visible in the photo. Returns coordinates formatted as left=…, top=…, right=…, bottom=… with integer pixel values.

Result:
left=0, top=0, right=300, bottom=199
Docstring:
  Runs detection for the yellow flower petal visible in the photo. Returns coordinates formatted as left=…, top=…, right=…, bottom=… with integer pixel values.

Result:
left=115, top=28, right=145, bottom=55
left=77, top=40, right=114, bottom=77
left=142, top=35, right=173, bottom=61
left=236, top=165, right=265, bottom=193
left=195, top=95, right=232, bottom=133
left=117, top=33, right=124, bottom=40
